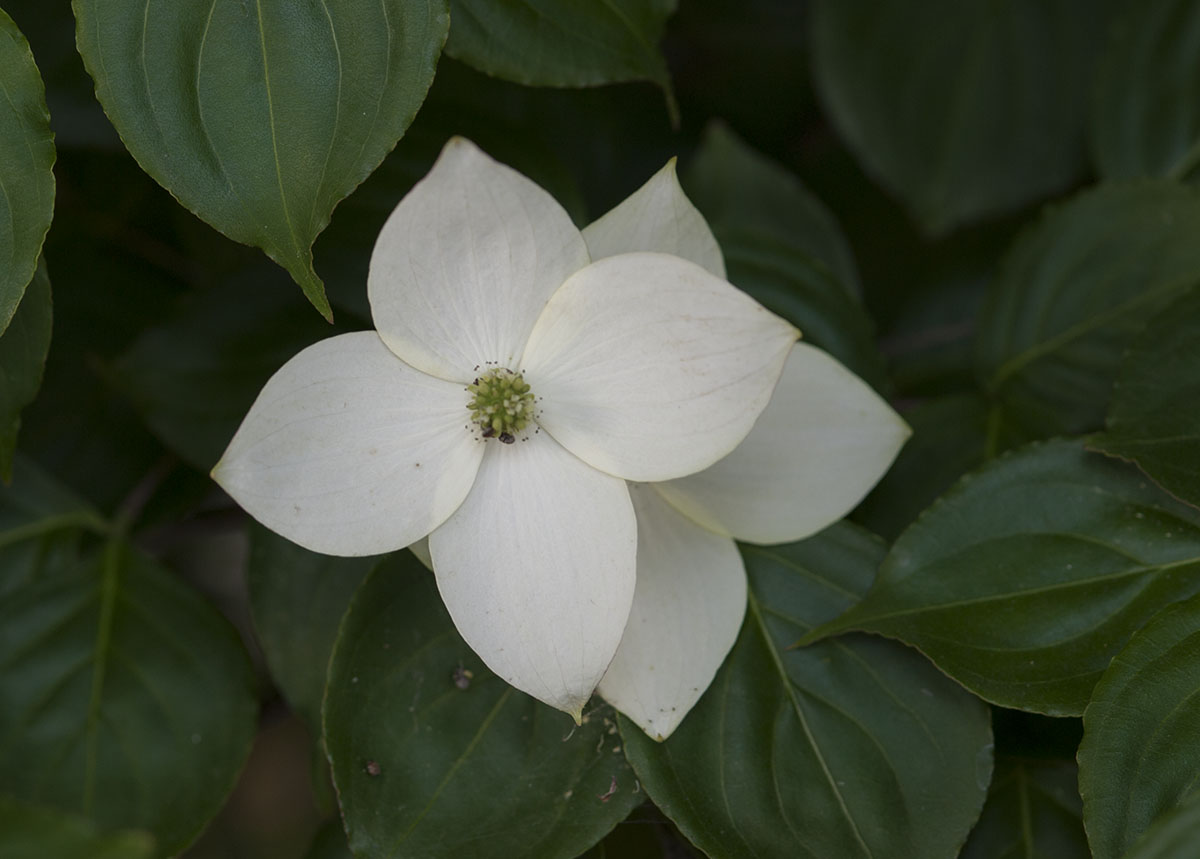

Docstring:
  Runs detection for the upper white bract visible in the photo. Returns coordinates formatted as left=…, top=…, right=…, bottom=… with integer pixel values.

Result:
left=212, top=138, right=799, bottom=720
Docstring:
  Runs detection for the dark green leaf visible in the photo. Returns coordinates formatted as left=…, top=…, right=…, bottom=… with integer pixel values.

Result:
left=1091, top=285, right=1200, bottom=508
left=445, top=0, right=676, bottom=97
left=960, top=759, right=1089, bottom=859
left=682, top=124, right=888, bottom=391
left=0, top=465, right=258, bottom=853
left=324, top=553, right=639, bottom=858
left=580, top=803, right=701, bottom=858
left=621, top=523, right=992, bottom=859
left=247, top=525, right=373, bottom=731
left=807, top=439, right=1200, bottom=716
left=811, top=0, right=1104, bottom=235
left=109, top=268, right=360, bottom=471
left=0, top=796, right=155, bottom=859
left=976, top=183, right=1200, bottom=435
left=854, top=394, right=1030, bottom=542
left=72, top=0, right=449, bottom=319
left=1092, top=0, right=1200, bottom=182
left=0, top=7, right=55, bottom=334
left=0, top=262, right=51, bottom=481
left=303, top=819, right=352, bottom=859
left=1078, top=591, right=1200, bottom=859
left=1121, top=791, right=1200, bottom=859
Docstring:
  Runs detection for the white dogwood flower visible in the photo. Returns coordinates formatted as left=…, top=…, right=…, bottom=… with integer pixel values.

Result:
left=579, top=161, right=911, bottom=740
left=212, top=138, right=798, bottom=720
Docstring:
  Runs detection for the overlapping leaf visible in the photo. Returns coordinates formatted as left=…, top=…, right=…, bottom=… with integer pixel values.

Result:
left=976, top=183, right=1200, bottom=435
left=811, top=0, right=1103, bottom=234
left=0, top=462, right=257, bottom=854
left=959, top=759, right=1089, bottom=859
left=683, top=124, right=887, bottom=391
left=1092, top=0, right=1200, bottom=182
left=1091, top=285, right=1200, bottom=509
left=0, top=263, right=52, bottom=481
left=72, top=0, right=449, bottom=318
left=621, top=523, right=992, bottom=859
left=109, top=268, right=359, bottom=471
left=1078, top=592, right=1200, bottom=859
left=0, top=8, right=55, bottom=334
left=855, top=394, right=1029, bottom=541
left=247, top=525, right=373, bottom=731
left=445, top=0, right=676, bottom=99
left=806, top=439, right=1200, bottom=716
left=324, top=553, right=640, bottom=858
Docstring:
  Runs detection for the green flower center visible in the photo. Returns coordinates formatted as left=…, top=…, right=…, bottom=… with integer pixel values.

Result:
left=467, top=367, right=536, bottom=444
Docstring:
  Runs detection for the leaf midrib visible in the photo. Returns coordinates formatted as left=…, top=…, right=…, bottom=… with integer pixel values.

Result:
left=748, top=590, right=874, bottom=857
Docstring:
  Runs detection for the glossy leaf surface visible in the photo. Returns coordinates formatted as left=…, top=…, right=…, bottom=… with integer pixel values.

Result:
left=622, top=524, right=993, bottom=859
left=324, top=553, right=639, bottom=858
left=1121, top=791, right=1200, bottom=859
left=1091, top=285, right=1200, bottom=509
left=72, top=0, right=449, bottom=318
left=977, top=183, right=1200, bottom=435
left=0, top=8, right=55, bottom=334
left=0, top=464, right=257, bottom=853
left=809, top=440, right=1200, bottom=716
left=446, top=0, right=675, bottom=92
left=1078, top=592, right=1200, bottom=859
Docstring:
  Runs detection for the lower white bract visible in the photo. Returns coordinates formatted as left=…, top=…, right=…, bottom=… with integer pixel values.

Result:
left=215, top=139, right=909, bottom=738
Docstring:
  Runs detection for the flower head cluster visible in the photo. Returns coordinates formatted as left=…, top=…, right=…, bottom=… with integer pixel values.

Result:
left=214, top=138, right=908, bottom=739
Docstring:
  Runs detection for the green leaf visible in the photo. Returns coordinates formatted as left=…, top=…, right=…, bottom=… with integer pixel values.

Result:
left=976, top=183, right=1200, bottom=435
left=682, top=124, right=888, bottom=392
left=1121, top=791, right=1200, bottom=859
left=621, top=523, right=993, bottom=859
left=854, top=394, right=1030, bottom=542
left=807, top=439, right=1200, bottom=716
left=1092, top=0, right=1200, bottom=182
left=1078, top=591, right=1200, bottom=859
left=303, top=819, right=352, bottom=859
left=1090, top=285, right=1200, bottom=509
left=0, top=796, right=155, bottom=859
left=324, top=553, right=639, bottom=858
left=109, top=268, right=360, bottom=471
left=0, top=7, right=55, bottom=335
left=0, top=465, right=258, bottom=853
left=72, top=0, right=450, bottom=320
left=445, top=0, right=676, bottom=100
left=959, top=759, right=1089, bottom=859
left=247, top=525, right=373, bottom=732
left=810, top=0, right=1104, bottom=235
left=0, top=262, right=51, bottom=481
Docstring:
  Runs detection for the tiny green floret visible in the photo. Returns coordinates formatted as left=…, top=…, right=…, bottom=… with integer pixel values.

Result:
left=466, top=367, right=536, bottom=443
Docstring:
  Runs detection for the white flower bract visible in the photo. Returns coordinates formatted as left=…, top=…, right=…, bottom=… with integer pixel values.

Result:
left=582, top=159, right=912, bottom=740
left=212, top=138, right=799, bottom=721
